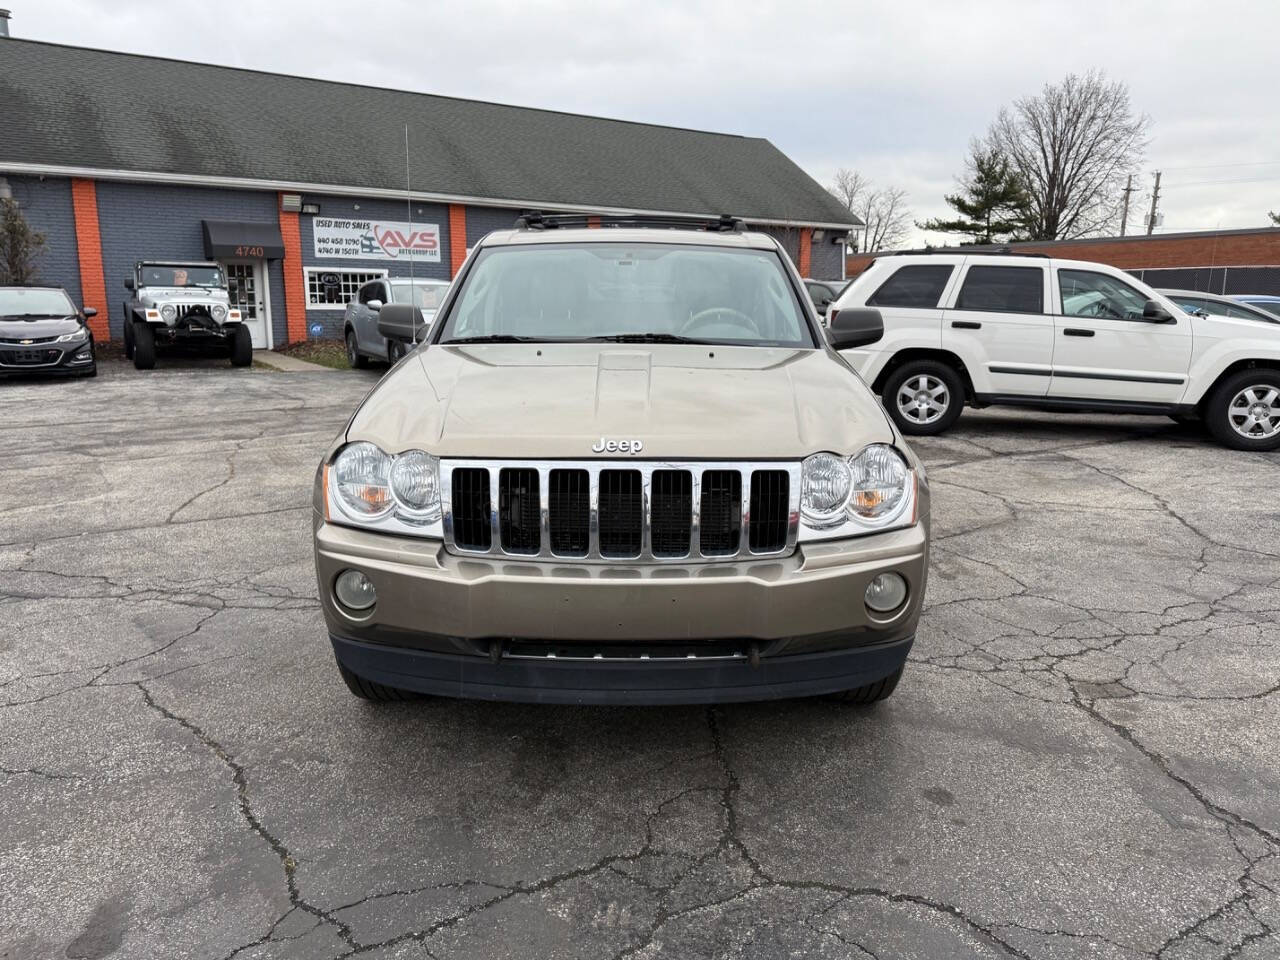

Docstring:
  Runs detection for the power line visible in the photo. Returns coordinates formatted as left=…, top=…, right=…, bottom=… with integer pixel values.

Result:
left=1158, top=159, right=1280, bottom=172
left=1161, top=174, right=1280, bottom=189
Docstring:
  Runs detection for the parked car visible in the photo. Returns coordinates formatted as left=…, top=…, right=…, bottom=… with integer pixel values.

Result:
left=313, top=214, right=928, bottom=705
left=1234, top=295, right=1280, bottom=318
left=804, top=278, right=849, bottom=319
left=344, top=278, right=451, bottom=367
left=827, top=251, right=1280, bottom=450
left=1160, top=289, right=1280, bottom=325
left=0, top=286, right=97, bottom=378
left=123, top=261, right=251, bottom=370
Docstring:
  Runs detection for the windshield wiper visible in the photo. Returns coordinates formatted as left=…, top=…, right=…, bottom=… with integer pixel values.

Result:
left=444, top=334, right=558, bottom=344
left=585, top=333, right=710, bottom=344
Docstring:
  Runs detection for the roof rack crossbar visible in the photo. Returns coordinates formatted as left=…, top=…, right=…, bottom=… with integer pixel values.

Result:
left=514, top=211, right=747, bottom=233
left=882, top=246, right=1048, bottom=259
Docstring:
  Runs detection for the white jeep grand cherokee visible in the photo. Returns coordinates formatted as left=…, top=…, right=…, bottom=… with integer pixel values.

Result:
left=829, top=251, right=1280, bottom=451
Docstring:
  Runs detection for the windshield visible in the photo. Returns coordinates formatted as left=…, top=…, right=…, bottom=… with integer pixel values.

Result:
left=440, top=243, right=814, bottom=347
left=391, top=281, right=450, bottom=311
left=0, top=288, right=76, bottom=317
left=139, top=264, right=225, bottom=288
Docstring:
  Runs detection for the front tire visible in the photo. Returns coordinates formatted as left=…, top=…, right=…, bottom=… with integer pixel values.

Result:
left=132, top=322, right=156, bottom=370
left=827, top=666, right=903, bottom=705
left=387, top=340, right=405, bottom=364
left=229, top=325, right=253, bottom=367
left=336, top=661, right=420, bottom=702
left=882, top=360, right=964, bottom=436
left=1206, top=369, right=1280, bottom=451
left=123, top=316, right=135, bottom=359
left=346, top=329, right=368, bottom=369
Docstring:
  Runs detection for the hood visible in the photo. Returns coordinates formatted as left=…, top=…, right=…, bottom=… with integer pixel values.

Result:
left=140, top=286, right=230, bottom=303
left=345, top=343, right=894, bottom=460
left=0, top=314, right=81, bottom=340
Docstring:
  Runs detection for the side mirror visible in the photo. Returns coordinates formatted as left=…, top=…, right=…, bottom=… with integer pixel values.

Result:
left=1143, top=300, right=1175, bottom=323
left=367, top=299, right=384, bottom=312
left=377, top=303, right=427, bottom=342
left=124, top=278, right=135, bottom=292
left=826, top=307, right=884, bottom=350
left=83, top=307, right=98, bottom=318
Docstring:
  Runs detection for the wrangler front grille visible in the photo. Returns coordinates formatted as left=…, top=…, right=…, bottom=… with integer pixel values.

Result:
left=442, top=460, right=801, bottom=563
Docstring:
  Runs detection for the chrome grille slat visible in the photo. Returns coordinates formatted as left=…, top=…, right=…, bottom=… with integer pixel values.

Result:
left=441, top=460, right=801, bottom=564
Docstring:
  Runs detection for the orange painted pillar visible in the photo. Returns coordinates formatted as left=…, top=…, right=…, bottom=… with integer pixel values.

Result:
left=69, top=179, right=110, bottom=340
left=278, top=197, right=308, bottom=343
left=448, top=204, right=467, bottom=277
left=797, top=228, right=812, bottom=277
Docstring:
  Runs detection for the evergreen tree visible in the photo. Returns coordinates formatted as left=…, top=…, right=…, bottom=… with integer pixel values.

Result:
left=919, top=144, right=1031, bottom=244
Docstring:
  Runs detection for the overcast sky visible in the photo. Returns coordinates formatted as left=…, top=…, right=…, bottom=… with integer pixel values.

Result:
left=15, top=0, right=1280, bottom=244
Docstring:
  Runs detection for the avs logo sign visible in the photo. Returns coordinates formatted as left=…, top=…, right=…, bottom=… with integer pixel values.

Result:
left=312, top=217, right=441, bottom=262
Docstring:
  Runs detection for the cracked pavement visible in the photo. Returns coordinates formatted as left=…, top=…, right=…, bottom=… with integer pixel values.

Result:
left=1, top=359, right=1278, bottom=959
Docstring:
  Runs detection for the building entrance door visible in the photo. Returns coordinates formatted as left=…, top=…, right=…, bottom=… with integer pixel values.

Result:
left=222, top=260, right=270, bottom=348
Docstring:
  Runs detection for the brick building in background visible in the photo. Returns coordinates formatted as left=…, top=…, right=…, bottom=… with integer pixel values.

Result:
left=0, top=37, right=858, bottom=347
left=847, top=228, right=1280, bottom=295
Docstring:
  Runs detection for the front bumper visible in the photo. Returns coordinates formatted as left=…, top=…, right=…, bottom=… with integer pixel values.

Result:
left=0, top=340, right=95, bottom=375
left=314, top=516, right=928, bottom=704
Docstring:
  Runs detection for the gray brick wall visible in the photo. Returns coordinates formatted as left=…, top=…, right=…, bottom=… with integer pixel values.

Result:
left=465, top=205, right=520, bottom=248
left=95, top=182, right=279, bottom=339
left=5, top=175, right=81, bottom=299
left=299, top=194, right=452, bottom=339
left=808, top=235, right=845, bottom=281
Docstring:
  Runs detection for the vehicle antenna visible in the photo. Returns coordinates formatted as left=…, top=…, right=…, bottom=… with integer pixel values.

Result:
left=405, top=123, right=418, bottom=344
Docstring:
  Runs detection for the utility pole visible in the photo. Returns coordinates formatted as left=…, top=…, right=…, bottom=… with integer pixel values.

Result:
left=1119, top=174, right=1133, bottom=237
left=1146, top=171, right=1162, bottom=236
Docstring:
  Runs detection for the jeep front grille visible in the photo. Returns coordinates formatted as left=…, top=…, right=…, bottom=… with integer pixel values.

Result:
left=442, top=460, right=801, bottom=564
left=450, top=468, right=492, bottom=551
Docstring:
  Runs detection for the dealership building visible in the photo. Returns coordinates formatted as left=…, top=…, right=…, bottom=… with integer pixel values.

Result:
left=0, top=35, right=857, bottom=348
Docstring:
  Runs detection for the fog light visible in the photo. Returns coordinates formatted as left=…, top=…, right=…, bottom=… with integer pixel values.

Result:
left=334, top=569, right=376, bottom=611
left=865, top=572, right=907, bottom=613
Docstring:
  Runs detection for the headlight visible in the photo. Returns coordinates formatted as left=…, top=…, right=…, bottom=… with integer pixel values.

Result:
left=799, top=444, right=915, bottom=541
left=327, top=442, right=442, bottom=535
left=848, top=444, right=910, bottom=520
left=160, top=304, right=177, bottom=322
left=212, top=304, right=228, bottom=321
left=55, top=328, right=89, bottom=343
left=800, top=452, right=852, bottom=527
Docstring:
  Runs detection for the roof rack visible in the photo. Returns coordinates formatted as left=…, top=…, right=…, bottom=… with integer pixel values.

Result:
left=882, top=245, right=1048, bottom=259
left=514, top=211, right=747, bottom=233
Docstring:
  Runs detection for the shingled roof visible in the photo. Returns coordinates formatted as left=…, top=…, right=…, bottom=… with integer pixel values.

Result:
left=0, top=39, right=857, bottom=228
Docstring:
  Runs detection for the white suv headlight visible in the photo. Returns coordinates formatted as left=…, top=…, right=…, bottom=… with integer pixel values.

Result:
left=799, top=444, right=916, bottom=541
left=326, top=442, right=442, bottom=536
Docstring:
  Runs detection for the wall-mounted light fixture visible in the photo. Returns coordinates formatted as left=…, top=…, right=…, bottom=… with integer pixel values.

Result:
left=353, top=203, right=361, bottom=211
left=301, top=202, right=320, bottom=215
left=280, top=194, right=302, bottom=212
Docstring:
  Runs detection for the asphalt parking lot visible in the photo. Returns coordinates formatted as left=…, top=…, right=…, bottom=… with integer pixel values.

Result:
left=2, top=359, right=1278, bottom=960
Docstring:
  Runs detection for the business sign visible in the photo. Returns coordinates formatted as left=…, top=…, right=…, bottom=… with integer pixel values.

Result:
left=312, top=217, right=441, bottom=262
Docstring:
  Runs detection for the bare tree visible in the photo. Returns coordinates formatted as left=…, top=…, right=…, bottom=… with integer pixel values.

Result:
left=828, top=169, right=912, bottom=252
left=829, top=168, right=870, bottom=215
left=0, top=198, right=46, bottom=285
left=987, top=71, right=1149, bottom=240
left=860, top=186, right=912, bottom=251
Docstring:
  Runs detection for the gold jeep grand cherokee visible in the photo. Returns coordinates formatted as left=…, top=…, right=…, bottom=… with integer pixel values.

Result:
left=312, top=214, right=930, bottom=705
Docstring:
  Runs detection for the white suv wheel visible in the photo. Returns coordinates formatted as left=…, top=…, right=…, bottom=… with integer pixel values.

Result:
left=896, top=374, right=950, bottom=425
left=1227, top=385, right=1280, bottom=440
